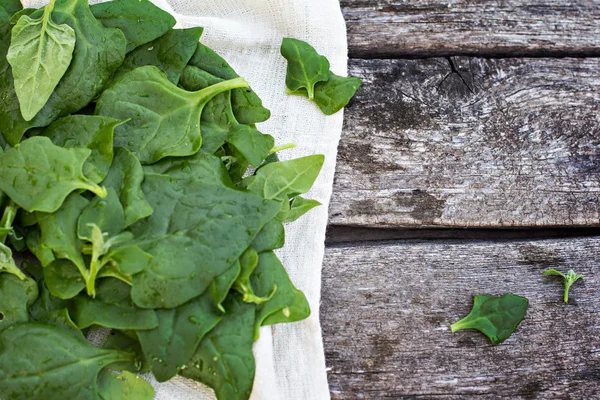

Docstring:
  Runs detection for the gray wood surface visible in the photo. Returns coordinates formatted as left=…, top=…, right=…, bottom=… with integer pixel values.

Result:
left=329, top=57, right=600, bottom=229
left=321, top=237, right=600, bottom=399
left=342, top=0, right=600, bottom=58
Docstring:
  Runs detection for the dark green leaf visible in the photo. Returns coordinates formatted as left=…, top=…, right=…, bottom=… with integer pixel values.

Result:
left=96, top=66, right=249, bottom=164
left=226, top=125, right=274, bottom=168
left=289, top=71, right=362, bottom=116
left=103, top=330, right=150, bottom=372
left=0, top=137, right=106, bottom=213
left=250, top=251, right=310, bottom=338
left=91, top=0, right=176, bottom=52
left=25, top=227, right=55, bottom=267
left=187, top=43, right=270, bottom=125
left=78, top=188, right=125, bottom=241
left=115, top=27, right=203, bottom=84
left=42, top=115, right=120, bottom=184
left=180, top=294, right=256, bottom=400
left=251, top=219, right=285, bottom=253
left=102, top=147, right=153, bottom=228
left=280, top=38, right=330, bottom=100
left=138, top=292, right=221, bottom=382
left=0, top=0, right=22, bottom=16
left=29, top=280, right=69, bottom=321
left=0, top=323, right=133, bottom=400
left=0, top=274, right=38, bottom=332
left=0, top=0, right=127, bottom=145
left=71, top=278, right=158, bottom=330
left=129, top=174, right=279, bottom=308
left=38, top=308, right=85, bottom=339
left=98, top=370, right=155, bottom=400
left=208, top=261, right=241, bottom=311
left=451, top=293, right=529, bottom=345
left=43, top=259, right=85, bottom=299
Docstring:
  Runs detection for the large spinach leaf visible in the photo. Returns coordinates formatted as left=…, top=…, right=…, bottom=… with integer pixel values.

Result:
left=91, top=0, right=175, bottom=53
left=0, top=136, right=106, bottom=213
left=7, top=0, right=76, bottom=121
left=42, top=115, right=120, bottom=184
left=129, top=173, right=280, bottom=308
left=96, top=65, right=249, bottom=164
left=0, top=0, right=126, bottom=145
left=0, top=323, right=133, bottom=400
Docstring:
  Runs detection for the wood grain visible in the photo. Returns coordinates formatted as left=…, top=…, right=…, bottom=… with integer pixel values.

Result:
left=329, top=57, right=600, bottom=228
left=342, top=0, right=600, bottom=58
left=321, top=237, right=600, bottom=398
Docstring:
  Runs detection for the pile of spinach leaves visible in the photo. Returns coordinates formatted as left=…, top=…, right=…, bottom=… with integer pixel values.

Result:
left=0, top=0, right=348, bottom=398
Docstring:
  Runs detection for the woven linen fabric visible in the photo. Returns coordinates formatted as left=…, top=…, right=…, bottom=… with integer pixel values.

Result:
left=21, top=0, right=348, bottom=398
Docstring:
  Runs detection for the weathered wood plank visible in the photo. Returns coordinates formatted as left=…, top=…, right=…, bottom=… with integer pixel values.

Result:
left=330, top=57, right=600, bottom=228
left=342, top=0, right=600, bottom=58
left=321, top=237, right=600, bottom=398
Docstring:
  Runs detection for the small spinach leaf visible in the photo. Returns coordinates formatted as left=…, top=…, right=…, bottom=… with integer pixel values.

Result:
left=180, top=294, right=256, bottom=400
left=0, top=241, right=25, bottom=279
left=71, top=278, right=158, bottom=330
left=289, top=71, right=362, bottom=116
left=7, top=0, right=76, bottom=121
left=451, top=293, right=529, bottom=345
left=43, top=259, right=86, bottom=299
left=137, top=291, right=222, bottom=382
left=25, top=227, right=55, bottom=267
left=280, top=38, right=330, bottom=100
left=285, top=196, right=321, bottom=222
left=115, top=27, right=203, bottom=84
left=543, top=268, right=584, bottom=303
left=226, top=125, right=274, bottom=168
left=103, top=147, right=153, bottom=228
left=98, top=370, right=155, bottom=400
left=0, top=137, right=107, bottom=213
left=91, top=0, right=176, bottom=53
left=0, top=323, right=133, bottom=400
left=0, top=273, right=38, bottom=332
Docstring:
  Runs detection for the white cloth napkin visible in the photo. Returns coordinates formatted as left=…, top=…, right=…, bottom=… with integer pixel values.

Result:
left=21, top=0, right=348, bottom=398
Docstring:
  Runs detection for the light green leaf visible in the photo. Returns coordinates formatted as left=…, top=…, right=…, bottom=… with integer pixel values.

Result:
left=98, top=370, right=155, bottom=400
left=0, top=242, right=25, bottom=279
left=543, top=268, right=585, bottom=303
left=285, top=196, right=321, bottom=222
left=6, top=0, right=75, bottom=121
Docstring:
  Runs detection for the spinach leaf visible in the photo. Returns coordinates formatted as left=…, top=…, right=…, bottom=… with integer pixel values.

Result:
left=285, top=196, right=321, bottom=222
left=186, top=43, right=271, bottom=125
left=209, top=261, right=241, bottom=311
left=289, top=71, right=362, bottom=116
left=103, top=330, right=150, bottom=373
left=280, top=38, right=330, bottom=100
left=98, top=370, right=155, bottom=400
left=0, top=323, right=133, bottom=400
left=25, top=227, right=55, bottom=267
left=250, top=251, right=310, bottom=338
left=226, top=125, right=274, bottom=168
left=37, top=192, right=89, bottom=271
left=78, top=188, right=125, bottom=241
left=103, top=147, right=153, bottom=228
left=96, top=66, right=249, bottom=164
left=180, top=294, right=256, bottom=400
left=38, top=307, right=85, bottom=339
left=91, top=0, right=176, bottom=53
left=0, top=6, right=8, bottom=23
left=451, top=294, right=529, bottom=345
left=42, top=115, right=121, bottom=184
left=43, top=259, right=85, bottom=299
left=8, top=7, right=35, bottom=25
left=242, top=154, right=324, bottom=211
left=543, top=268, right=584, bottom=303
left=137, top=291, right=222, bottom=382
left=234, top=247, right=274, bottom=304
left=115, top=27, right=203, bottom=84
left=7, top=0, right=76, bottom=121
left=0, top=273, right=38, bottom=332
left=128, top=173, right=279, bottom=308
left=0, top=137, right=107, bottom=213
left=0, top=242, right=26, bottom=279
left=0, top=0, right=22, bottom=16
left=0, top=0, right=127, bottom=145
left=251, top=219, right=285, bottom=253
left=71, top=278, right=158, bottom=330
left=29, top=280, right=69, bottom=321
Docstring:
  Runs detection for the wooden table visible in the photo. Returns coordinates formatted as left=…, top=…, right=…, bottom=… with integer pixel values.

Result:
left=321, top=1, right=600, bottom=398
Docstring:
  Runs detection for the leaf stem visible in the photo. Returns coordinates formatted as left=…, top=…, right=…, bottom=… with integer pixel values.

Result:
left=194, top=77, right=249, bottom=104
left=0, top=200, right=18, bottom=243
left=269, top=143, right=296, bottom=155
